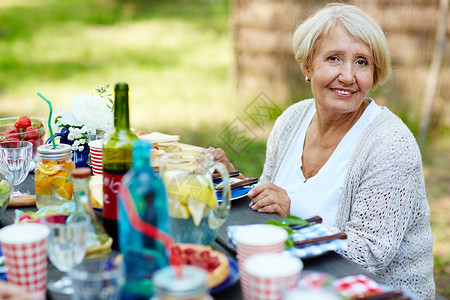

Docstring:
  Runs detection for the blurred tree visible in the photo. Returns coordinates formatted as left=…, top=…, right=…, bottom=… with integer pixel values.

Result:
left=232, top=0, right=450, bottom=139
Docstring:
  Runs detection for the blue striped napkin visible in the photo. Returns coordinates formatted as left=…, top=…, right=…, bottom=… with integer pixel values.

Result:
left=287, top=224, right=347, bottom=258
left=227, top=224, right=347, bottom=259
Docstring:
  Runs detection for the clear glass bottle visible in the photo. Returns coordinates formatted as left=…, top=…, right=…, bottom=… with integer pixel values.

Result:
left=71, top=167, right=112, bottom=259
left=152, top=265, right=213, bottom=300
left=35, top=143, right=75, bottom=209
left=118, top=139, right=170, bottom=300
left=102, top=82, right=138, bottom=250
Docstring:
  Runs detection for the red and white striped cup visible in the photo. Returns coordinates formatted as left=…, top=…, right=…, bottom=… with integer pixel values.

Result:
left=234, top=224, right=288, bottom=300
left=0, top=223, right=50, bottom=300
left=244, top=253, right=303, bottom=300
left=88, top=139, right=103, bottom=175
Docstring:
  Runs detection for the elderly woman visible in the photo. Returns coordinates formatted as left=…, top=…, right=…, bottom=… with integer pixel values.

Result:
left=208, top=3, right=435, bottom=299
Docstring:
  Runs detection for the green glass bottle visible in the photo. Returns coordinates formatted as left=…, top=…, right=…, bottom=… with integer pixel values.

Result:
left=102, top=82, right=138, bottom=250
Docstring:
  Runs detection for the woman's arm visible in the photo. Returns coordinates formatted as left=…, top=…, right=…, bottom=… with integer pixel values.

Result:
left=338, top=127, right=430, bottom=275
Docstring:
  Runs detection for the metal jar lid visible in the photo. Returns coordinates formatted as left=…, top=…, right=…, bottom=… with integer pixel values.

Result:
left=37, top=144, right=73, bottom=160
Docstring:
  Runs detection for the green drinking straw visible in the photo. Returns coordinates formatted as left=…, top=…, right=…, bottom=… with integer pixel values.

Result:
left=37, top=92, right=56, bottom=149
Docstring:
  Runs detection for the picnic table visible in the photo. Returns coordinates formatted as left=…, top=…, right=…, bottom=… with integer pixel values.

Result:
left=1, top=174, right=442, bottom=300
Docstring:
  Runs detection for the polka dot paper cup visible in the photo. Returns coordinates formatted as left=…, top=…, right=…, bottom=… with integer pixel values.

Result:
left=245, top=253, right=303, bottom=300
left=88, top=139, right=103, bottom=175
left=0, top=223, right=50, bottom=300
left=234, top=225, right=288, bottom=300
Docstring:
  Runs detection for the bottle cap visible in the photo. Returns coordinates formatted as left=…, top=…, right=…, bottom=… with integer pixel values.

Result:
left=72, top=168, right=92, bottom=179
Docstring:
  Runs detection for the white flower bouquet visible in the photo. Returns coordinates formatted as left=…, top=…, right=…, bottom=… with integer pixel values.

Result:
left=52, top=85, right=114, bottom=152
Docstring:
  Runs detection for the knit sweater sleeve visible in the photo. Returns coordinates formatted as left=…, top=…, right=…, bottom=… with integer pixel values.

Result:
left=336, top=111, right=434, bottom=298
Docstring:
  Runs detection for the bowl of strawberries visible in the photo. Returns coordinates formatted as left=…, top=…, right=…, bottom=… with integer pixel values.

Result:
left=0, top=116, right=48, bottom=159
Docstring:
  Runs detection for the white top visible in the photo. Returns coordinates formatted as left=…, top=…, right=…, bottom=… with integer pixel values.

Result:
left=274, top=100, right=381, bottom=226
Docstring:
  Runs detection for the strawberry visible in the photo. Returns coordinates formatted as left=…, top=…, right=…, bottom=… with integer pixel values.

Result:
left=27, top=138, right=37, bottom=149
left=14, top=116, right=31, bottom=129
left=24, top=126, right=39, bottom=140
left=6, top=127, right=20, bottom=134
left=30, top=122, right=46, bottom=137
left=2, top=140, right=20, bottom=147
left=3, top=128, right=20, bottom=140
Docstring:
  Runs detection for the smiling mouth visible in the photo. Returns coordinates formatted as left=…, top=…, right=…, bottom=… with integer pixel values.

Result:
left=330, top=88, right=355, bottom=95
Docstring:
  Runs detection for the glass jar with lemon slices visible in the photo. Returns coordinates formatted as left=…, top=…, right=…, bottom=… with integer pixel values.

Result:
left=35, top=144, right=75, bottom=209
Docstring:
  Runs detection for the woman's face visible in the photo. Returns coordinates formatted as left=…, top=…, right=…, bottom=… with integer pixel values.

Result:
left=304, top=24, right=375, bottom=116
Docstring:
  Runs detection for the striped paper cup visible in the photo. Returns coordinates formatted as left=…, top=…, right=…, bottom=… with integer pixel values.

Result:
left=88, top=139, right=103, bottom=175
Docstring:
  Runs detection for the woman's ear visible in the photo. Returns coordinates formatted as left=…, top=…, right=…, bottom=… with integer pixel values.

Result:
left=302, top=66, right=311, bottom=82
left=301, top=66, right=310, bottom=78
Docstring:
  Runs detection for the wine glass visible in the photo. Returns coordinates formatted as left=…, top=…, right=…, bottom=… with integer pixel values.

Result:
left=43, top=214, right=90, bottom=295
left=0, top=141, right=33, bottom=198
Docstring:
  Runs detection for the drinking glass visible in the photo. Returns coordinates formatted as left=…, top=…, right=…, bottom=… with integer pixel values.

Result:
left=43, top=214, right=90, bottom=295
left=0, top=141, right=33, bottom=198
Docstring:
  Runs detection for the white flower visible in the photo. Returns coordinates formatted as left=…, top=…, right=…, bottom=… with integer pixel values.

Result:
left=69, top=93, right=113, bottom=133
left=54, top=86, right=114, bottom=153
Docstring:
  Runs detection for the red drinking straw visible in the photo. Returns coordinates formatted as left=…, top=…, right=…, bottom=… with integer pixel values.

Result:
left=118, top=185, right=183, bottom=278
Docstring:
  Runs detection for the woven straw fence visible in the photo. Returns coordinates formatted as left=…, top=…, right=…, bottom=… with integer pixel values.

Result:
left=232, top=0, right=450, bottom=127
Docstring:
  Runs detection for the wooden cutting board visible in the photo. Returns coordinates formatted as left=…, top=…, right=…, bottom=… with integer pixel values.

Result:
left=7, top=195, right=36, bottom=207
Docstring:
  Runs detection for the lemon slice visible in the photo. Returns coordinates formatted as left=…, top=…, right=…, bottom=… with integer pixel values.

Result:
left=48, top=171, right=68, bottom=188
left=35, top=184, right=52, bottom=196
left=163, top=171, right=217, bottom=212
left=89, top=175, right=103, bottom=208
left=169, top=201, right=190, bottom=219
left=163, top=170, right=190, bottom=206
left=55, top=182, right=73, bottom=200
left=38, top=162, right=62, bottom=175
left=188, top=199, right=206, bottom=227
left=183, top=174, right=217, bottom=209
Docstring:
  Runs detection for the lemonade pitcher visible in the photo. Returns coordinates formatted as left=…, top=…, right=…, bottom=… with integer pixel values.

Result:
left=159, top=151, right=230, bottom=245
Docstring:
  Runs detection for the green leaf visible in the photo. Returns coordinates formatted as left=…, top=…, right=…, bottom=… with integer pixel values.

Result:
left=264, top=220, right=294, bottom=234
left=285, top=238, right=295, bottom=249
left=282, top=215, right=309, bottom=226
left=265, top=220, right=283, bottom=226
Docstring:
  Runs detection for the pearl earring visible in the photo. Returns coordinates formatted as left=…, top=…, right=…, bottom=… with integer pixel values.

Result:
left=305, top=76, right=311, bottom=83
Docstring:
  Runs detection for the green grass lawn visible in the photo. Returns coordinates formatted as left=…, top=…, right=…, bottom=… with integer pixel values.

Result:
left=0, top=0, right=236, bottom=131
left=1, top=0, right=449, bottom=296
left=0, top=0, right=271, bottom=176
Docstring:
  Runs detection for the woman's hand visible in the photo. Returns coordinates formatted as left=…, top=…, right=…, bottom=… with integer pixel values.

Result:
left=248, top=183, right=291, bottom=217
left=206, top=147, right=246, bottom=179
left=206, top=147, right=235, bottom=171
left=0, top=282, right=30, bottom=300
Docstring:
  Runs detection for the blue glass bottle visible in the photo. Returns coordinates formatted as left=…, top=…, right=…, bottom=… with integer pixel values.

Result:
left=118, top=140, right=170, bottom=300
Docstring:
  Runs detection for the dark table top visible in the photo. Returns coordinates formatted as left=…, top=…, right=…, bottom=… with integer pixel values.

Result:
left=1, top=174, right=382, bottom=300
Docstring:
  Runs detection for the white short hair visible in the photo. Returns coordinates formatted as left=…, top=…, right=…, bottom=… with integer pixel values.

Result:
left=293, top=3, right=392, bottom=86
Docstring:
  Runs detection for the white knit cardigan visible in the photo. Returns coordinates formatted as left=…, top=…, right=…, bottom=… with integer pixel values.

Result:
left=260, top=99, right=435, bottom=299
